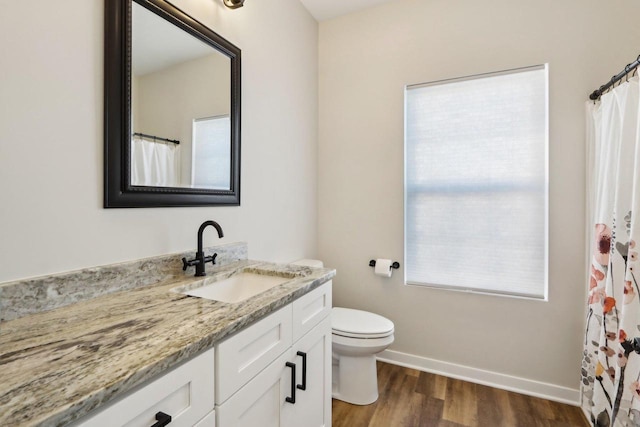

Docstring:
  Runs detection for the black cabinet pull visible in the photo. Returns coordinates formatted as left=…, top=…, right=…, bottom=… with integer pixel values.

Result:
left=285, top=361, right=296, bottom=404
left=296, top=351, right=307, bottom=391
left=151, top=411, right=172, bottom=427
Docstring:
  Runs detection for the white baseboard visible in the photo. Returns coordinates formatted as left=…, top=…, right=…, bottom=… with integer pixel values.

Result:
left=377, top=349, right=580, bottom=406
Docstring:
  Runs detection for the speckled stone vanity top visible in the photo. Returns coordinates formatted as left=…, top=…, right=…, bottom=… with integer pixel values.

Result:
left=0, top=254, right=335, bottom=427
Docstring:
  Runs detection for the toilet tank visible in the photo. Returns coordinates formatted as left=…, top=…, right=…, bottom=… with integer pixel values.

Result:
left=291, top=259, right=324, bottom=268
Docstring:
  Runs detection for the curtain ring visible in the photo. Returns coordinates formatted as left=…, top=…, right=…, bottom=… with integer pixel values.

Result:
left=626, top=65, right=631, bottom=82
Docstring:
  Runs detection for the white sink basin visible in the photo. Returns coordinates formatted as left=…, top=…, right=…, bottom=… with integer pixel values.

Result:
left=180, top=272, right=290, bottom=303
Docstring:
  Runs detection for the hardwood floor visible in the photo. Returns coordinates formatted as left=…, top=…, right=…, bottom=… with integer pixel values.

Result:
left=331, top=362, right=589, bottom=427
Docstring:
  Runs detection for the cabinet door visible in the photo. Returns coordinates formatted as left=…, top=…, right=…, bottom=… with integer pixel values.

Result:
left=194, top=410, right=215, bottom=427
left=287, top=316, right=332, bottom=427
left=216, top=350, right=295, bottom=427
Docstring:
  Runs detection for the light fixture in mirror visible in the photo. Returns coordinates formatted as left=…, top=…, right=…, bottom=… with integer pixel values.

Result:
left=104, top=0, right=241, bottom=207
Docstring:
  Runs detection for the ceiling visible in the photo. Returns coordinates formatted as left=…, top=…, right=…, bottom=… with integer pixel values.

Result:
left=299, top=0, right=396, bottom=21
left=133, top=3, right=216, bottom=76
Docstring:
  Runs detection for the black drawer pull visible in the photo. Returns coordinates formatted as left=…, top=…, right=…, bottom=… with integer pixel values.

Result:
left=151, top=411, right=172, bottom=427
left=296, top=351, right=307, bottom=391
left=285, top=361, right=296, bottom=404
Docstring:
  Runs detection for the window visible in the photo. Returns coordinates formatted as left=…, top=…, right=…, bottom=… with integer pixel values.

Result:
left=192, top=115, right=231, bottom=189
left=404, top=65, right=548, bottom=299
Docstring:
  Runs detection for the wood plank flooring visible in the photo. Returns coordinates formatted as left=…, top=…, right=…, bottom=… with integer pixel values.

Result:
left=332, top=362, right=589, bottom=427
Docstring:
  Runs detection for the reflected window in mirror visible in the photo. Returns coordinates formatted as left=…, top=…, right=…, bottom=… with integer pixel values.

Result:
left=192, top=116, right=231, bottom=189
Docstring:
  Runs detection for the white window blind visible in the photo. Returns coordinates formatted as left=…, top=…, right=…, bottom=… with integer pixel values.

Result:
left=192, top=115, right=231, bottom=189
left=404, top=65, right=548, bottom=299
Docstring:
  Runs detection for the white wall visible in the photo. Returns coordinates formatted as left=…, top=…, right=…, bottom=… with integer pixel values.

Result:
left=0, top=0, right=318, bottom=283
left=318, top=0, right=640, bottom=397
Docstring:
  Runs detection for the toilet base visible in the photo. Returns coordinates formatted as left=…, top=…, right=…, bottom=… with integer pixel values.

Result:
left=332, top=354, right=379, bottom=405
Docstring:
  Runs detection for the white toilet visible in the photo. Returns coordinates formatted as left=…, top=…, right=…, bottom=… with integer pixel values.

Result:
left=291, top=259, right=395, bottom=406
left=331, top=307, right=394, bottom=405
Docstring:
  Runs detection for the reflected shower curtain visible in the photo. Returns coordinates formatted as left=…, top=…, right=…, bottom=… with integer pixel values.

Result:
left=583, top=76, right=640, bottom=426
left=131, top=136, right=179, bottom=186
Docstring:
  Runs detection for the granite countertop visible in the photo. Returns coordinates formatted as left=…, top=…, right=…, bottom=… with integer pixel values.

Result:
left=0, top=259, right=335, bottom=427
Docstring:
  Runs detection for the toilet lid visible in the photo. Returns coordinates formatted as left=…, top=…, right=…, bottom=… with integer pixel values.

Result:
left=332, top=307, right=394, bottom=338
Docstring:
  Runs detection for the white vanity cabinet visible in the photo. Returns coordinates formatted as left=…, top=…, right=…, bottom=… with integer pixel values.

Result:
left=73, top=281, right=331, bottom=427
left=216, top=282, right=332, bottom=427
left=76, top=347, right=216, bottom=427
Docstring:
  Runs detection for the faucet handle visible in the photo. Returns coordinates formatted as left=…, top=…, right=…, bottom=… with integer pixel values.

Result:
left=202, top=253, right=218, bottom=266
left=182, top=257, right=199, bottom=271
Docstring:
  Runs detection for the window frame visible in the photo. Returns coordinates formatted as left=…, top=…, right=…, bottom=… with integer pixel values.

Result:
left=403, top=64, right=550, bottom=300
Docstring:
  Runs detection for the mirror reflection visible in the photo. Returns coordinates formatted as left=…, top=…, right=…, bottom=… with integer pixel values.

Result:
left=131, top=2, right=231, bottom=190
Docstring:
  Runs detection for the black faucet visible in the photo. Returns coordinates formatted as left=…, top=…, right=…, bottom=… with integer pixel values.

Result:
left=182, top=220, right=224, bottom=276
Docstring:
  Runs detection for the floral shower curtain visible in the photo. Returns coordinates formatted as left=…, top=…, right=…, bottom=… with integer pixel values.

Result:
left=583, top=76, right=640, bottom=426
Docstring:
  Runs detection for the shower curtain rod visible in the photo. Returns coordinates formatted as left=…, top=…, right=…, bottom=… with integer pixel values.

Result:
left=133, top=132, right=180, bottom=145
left=589, top=55, right=640, bottom=100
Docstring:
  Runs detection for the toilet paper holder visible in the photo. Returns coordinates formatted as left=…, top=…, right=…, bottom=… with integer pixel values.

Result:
left=368, top=260, right=400, bottom=269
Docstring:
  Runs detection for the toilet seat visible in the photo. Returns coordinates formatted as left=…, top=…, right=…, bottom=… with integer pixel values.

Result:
left=332, top=307, right=394, bottom=339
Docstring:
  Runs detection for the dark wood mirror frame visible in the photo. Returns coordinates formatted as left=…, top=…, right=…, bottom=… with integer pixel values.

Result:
left=104, top=0, right=241, bottom=207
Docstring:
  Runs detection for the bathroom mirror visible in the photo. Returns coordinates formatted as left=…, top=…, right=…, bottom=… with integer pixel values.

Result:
left=105, top=0, right=241, bottom=207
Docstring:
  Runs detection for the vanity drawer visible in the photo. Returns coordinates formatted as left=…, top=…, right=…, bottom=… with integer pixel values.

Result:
left=292, top=281, right=332, bottom=342
left=215, top=304, right=293, bottom=404
left=77, top=347, right=215, bottom=427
